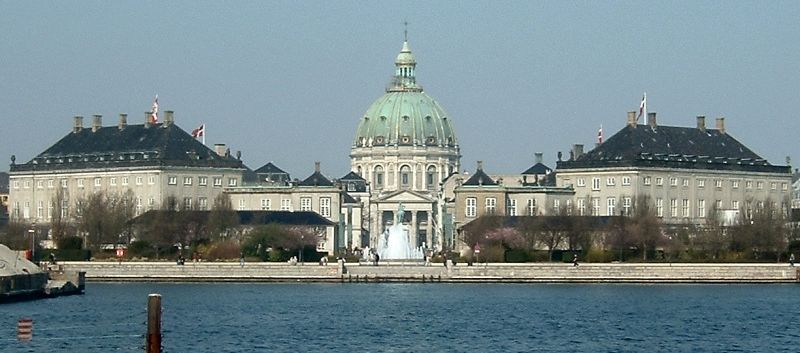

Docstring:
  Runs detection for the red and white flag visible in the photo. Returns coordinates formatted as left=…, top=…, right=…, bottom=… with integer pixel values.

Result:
left=637, top=92, right=647, bottom=123
left=598, top=125, right=603, bottom=144
left=191, top=124, right=205, bottom=138
left=150, top=95, right=159, bottom=123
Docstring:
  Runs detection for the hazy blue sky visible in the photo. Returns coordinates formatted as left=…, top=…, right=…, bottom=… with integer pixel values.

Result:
left=2, top=1, right=799, bottom=178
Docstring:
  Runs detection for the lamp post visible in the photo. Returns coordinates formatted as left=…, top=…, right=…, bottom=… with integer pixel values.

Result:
left=28, top=226, right=35, bottom=261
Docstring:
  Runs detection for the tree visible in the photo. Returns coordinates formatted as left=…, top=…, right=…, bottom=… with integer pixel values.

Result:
left=627, top=195, right=663, bottom=261
left=207, top=193, right=238, bottom=241
left=49, top=185, right=70, bottom=242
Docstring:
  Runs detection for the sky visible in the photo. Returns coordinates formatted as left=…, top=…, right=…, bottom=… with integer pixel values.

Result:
left=1, top=1, right=799, bottom=178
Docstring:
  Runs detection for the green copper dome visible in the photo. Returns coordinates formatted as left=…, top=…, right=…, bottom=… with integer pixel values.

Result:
left=353, top=40, right=458, bottom=148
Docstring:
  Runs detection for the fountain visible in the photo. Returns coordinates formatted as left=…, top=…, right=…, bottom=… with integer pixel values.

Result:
left=377, top=203, right=424, bottom=260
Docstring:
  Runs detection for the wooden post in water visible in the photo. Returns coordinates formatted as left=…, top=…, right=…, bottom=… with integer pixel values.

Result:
left=147, top=294, right=162, bottom=353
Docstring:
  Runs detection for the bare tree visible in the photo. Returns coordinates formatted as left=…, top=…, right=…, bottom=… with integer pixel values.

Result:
left=207, top=193, right=238, bottom=241
left=627, top=195, right=663, bottom=261
left=49, top=185, right=70, bottom=241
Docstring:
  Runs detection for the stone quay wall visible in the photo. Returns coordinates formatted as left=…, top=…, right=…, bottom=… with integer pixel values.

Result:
left=59, top=261, right=800, bottom=284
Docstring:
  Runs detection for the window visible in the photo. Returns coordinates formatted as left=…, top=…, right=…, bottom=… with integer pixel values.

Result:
left=110, top=177, right=117, bottom=186
left=715, top=179, right=722, bottom=188
left=228, top=178, right=237, bottom=186
left=578, top=199, right=586, bottom=216
left=47, top=180, right=54, bottom=188
left=507, top=199, right=517, bottom=216
left=732, top=200, right=740, bottom=210
left=136, top=176, right=143, bottom=185
left=657, top=177, right=664, bottom=186
left=607, top=197, right=616, bottom=216
left=23, top=201, right=30, bottom=219
left=426, top=166, right=436, bottom=189
left=374, top=166, right=384, bottom=188
left=527, top=199, right=537, bottom=216
left=77, top=179, right=84, bottom=188
left=281, top=199, right=292, bottom=211
left=320, top=197, right=331, bottom=217
left=148, top=176, right=156, bottom=184
left=184, top=177, right=193, bottom=186
left=122, top=177, right=128, bottom=186
left=61, top=200, right=68, bottom=218
left=135, top=197, right=143, bottom=214
left=698, top=200, right=705, bottom=218
left=148, top=198, right=155, bottom=208
left=565, top=200, right=573, bottom=215
left=37, top=180, right=43, bottom=189
left=669, top=177, right=677, bottom=186
left=37, top=201, right=44, bottom=218
left=715, top=200, right=722, bottom=210
left=13, top=180, right=19, bottom=189
left=670, top=199, right=678, bottom=217
left=656, top=198, right=664, bottom=217
left=770, top=182, right=777, bottom=190
left=577, top=178, right=586, bottom=187
left=682, top=178, right=689, bottom=187
left=198, top=197, right=208, bottom=210
left=485, top=198, right=497, bottom=214
left=213, top=177, right=223, bottom=187
left=606, top=177, right=615, bottom=186
left=682, top=199, right=690, bottom=217
left=184, top=197, right=193, bottom=209
left=783, top=183, right=788, bottom=191
left=300, top=197, right=312, bottom=211
left=592, top=177, right=600, bottom=190
left=168, top=176, right=177, bottom=185
left=466, top=197, right=477, bottom=217
left=400, top=165, right=411, bottom=188
left=622, top=197, right=632, bottom=216
left=591, top=198, right=600, bottom=216
left=199, top=177, right=208, bottom=186
left=757, top=181, right=764, bottom=190
left=746, top=181, right=753, bottom=189
left=94, top=178, right=101, bottom=187
left=24, top=180, right=31, bottom=188
left=238, top=199, right=246, bottom=210
left=732, top=180, right=739, bottom=189
left=553, top=199, right=560, bottom=213
left=697, top=179, right=705, bottom=188
left=622, top=176, right=631, bottom=186
left=260, top=199, right=271, bottom=210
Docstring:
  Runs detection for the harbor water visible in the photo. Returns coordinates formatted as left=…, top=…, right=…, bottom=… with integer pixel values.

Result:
left=3, top=283, right=799, bottom=352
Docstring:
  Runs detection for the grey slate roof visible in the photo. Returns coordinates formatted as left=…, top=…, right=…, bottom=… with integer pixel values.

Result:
left=340, top=171, right=365, bottom=181
left=298, top=171, right=334, bottom=187
left=557, top=124, right=788, bottom=173
left=462, top=168, right=497, bottom=186
left=255, top=162, right=288, bottom=175
left=522, top=163, right=552, bottom=175
left=10, top=123, right=244, bottom=172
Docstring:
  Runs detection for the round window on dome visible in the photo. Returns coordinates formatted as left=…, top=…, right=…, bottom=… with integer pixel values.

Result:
left=426, top=136, right=436, bottom=145
left=402, top=116, right=409, bottom=122
left=401, top=136, right=410, bottom=144
left=375, top=136, right=384, bottom=145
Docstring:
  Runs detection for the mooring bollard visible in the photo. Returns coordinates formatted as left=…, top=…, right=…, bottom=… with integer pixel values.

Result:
left=17, top=317, right=33, bottom=342
left=147, top=294, right=162, bottom=353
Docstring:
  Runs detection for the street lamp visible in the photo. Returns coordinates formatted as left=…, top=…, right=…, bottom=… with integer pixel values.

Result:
left=28, top=226, right=36, bottom=261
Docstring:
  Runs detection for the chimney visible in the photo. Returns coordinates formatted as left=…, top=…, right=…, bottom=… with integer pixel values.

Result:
left=315, top=161, right=321, bottom=173
left=214, top=143, right=227, bottom=156
left=535, top=152, right=543, bottom=165
left=163, top=110, right=174, bottom=127
left=144, top=112, right=151, bottom=128
left=477, top=160, right=483, bottom=171
left=716, top=116, right=725, bottom=134
left=696, top=115, right=706, bottom=132
left=627, top=111, right=637, bottom=127
left=648, top=112, right=657, bottom=128
left=73, top=116, right=83, bottom=133
left=92, top=114, right=102, bottom=132
left=118, top=113, right=127, bottom=130
left=572, top=144, right=584, bottom=160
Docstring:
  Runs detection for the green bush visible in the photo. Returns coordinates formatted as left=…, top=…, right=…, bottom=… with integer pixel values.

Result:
left=268, top=248, right=284, bottom=262
left=504, top=249, right=529, bottom=263
left=57, top=236, right=84, bottom=250
left=128, top=240, right=153, bottom=258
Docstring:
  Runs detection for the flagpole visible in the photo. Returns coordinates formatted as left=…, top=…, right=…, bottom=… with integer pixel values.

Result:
left=202, top=124, right=206, bottom=146
left=643, top=92, right=647, bottom=125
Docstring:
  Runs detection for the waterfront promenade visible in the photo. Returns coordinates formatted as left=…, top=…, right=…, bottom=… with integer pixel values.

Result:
left=59, top=261, right=800, bottom=283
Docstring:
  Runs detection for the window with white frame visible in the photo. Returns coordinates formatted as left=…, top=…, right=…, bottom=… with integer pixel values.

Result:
left=281, top=199, right=292, bottom=211
left=553, top=199, right=560, bottom=213
left=577, top=178, right=586, bottom=187
left=47, top=202, right=53, bottom=219
left=13, top=202, right=19, bottom=218
left=168, top=176, right=177, bottom=185
left=374, top=165, right=384, bottom=188
left=136, top=197, right=143, bottom=214
left=565, top=199, right=573, bottom=215
left=61, top=200, right=68, bottom=218
left=238, top=199, right=246, bottom=210
left=670, top=199, right=678, bottom=217
left=198, top=197, right=208, bottom=210
left=23, top=201, right=30, bottom=219
left=578, top=199, right=586, bottom=216
left=656, top=198, right=664, bottom=217
left=715, top=200, right=722, bottom=210
left=698, top=200, right=705, bottom=218
left=110, top=177, right=117, bottom=186
left=682, top=178, right=689, bottom=187
left=148, top=176, right=156, bottom=184
left=732, top=200, right=739, bottom=210
left=770, top=182, right=776, bottom=190
left=757, top=181, right=763, bottom=190
left=622, top=176, right=631, bottom=186
left=656, top=177, right=664, bottom=186
left=136, top=176, right=143, bottom=185
left=300, top=197, right=312, bottom=211
left=184, top=197, right=193, bottom=209
left=13, top=180, right=19, bottom=189
left=37, top=180, right=43, bottom=189
left=466, top=197, right=477, bottom=217
left=527, top=199, right=537, bottom=216
left=320, top=197, right=331, bottom=217
left=24, top=180, right=30, bottom=188
left=732, top=180, right=739, bottom=188
left=606, top=177, right=615, bottom=186
left=228, top=178, right=237, bottom=186
left=783, top=183, right=788, bottom=191
left=485, top=197, right=497, bottom=214
left=400, top=165, right=411, bottom=188
left=697, top=179, right=705, bottom=188
left=94, top=178, right=102, bottom=187
left=623, top=197, right=632, bottom=216
left=669, top=177, right=677, bottom=186
left=184, top=177, right=193, bottom=186
left=77, top=179, right=84, bottom=188
left=607, top=197, right=616, bottom=216
left=746, top=180, right=753, bottom=189
left=260, top=199, right=271, bottom=210
left=682, top=199, right=690, bottom=217
left=213, top=177, right=223, bottom=187
left=507, top=199, right=517, bottom=216
left=199, top=177, right=208, bottom=186
left=592, top=177, right=601, bottom=190
left=61, top=179, right=68, bottom=188
left=37, top=201, right=44, bottom=218
left=715, top=179, right=722, bottom=188
left=122, top=177, right=128, bottom=186
left=591, top=198, right=600, bottom=216
left=47, top=180, right=54, bottom=188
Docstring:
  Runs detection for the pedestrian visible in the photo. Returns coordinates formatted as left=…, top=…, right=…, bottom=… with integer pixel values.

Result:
left=239, top=252, right=245, bottom=267
left=572, top=253, right=579, bottom=267
left=374, top=253, right=380, bottom=266
left=790, top=253, right=795, bottom=267
left=49, top=252, right=57, bottom=265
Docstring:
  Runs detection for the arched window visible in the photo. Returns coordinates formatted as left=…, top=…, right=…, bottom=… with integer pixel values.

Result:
left=374, top=166, right=384, bottom=188
left=426, top=166, right=437, bottom=189
left=400, top=165, right=411, bottom=188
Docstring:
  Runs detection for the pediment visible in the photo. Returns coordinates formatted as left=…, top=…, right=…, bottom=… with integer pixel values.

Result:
left=376, top=189, right=435, bottom=203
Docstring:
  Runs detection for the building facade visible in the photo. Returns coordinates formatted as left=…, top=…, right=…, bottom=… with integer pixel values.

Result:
left=8, top=112, right=245, bottom=226
left=556, top=112, right=792, bottom=225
